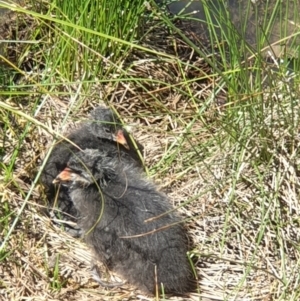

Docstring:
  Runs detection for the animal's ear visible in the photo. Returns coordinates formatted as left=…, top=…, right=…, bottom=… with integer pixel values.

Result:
left=53, top=167, right=90, bottom=186
left=114, top=129, right=130, bottom=150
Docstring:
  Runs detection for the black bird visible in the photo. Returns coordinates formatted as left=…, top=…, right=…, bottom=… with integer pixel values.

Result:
left=53, top=148, right=194, bottom=294
left=41, top=106, right=144, bottom=234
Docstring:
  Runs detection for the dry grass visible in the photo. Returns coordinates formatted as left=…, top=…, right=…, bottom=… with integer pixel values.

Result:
left=1, top=6, right=300, bottom=301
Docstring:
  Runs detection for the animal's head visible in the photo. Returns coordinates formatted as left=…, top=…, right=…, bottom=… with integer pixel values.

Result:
left=53, top=149, right=118, bottom=189
left=88, top=107, right=129, bottom=149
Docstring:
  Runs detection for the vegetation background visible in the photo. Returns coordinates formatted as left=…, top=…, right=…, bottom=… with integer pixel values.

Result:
left=1, top=0, right=300, bottom=300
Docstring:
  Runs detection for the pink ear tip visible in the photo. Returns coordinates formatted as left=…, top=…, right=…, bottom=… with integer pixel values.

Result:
left=53, top=167, right=73, bottom=184
left=116, top=129, right=130, bottom=150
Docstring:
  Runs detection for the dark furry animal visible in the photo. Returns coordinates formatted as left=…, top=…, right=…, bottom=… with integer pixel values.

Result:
left=40, top=107, right=143, bottom=234
left=53, top=148, right=194, bottom=294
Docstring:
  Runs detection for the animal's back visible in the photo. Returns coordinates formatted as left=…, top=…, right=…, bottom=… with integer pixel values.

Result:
left=73, top=165, right=194, bottom=293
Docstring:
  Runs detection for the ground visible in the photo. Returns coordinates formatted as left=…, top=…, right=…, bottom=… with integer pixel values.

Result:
left=1, top=3, right=300, bottom=301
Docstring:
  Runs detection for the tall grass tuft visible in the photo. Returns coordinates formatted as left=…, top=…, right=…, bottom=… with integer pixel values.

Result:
left=50, top=0, right=146, bottom=81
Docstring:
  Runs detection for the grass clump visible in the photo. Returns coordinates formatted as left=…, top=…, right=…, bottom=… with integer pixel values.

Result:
left=50, top=0, right=146, bottom=81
